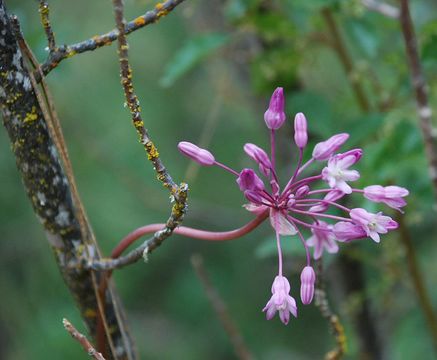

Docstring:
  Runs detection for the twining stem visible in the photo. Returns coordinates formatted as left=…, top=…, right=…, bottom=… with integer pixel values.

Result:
left=399, top=0, right=437, bottom=199
left=91, top=211, right=269, bottom=271
left=191, top=255, right=254, bottom=360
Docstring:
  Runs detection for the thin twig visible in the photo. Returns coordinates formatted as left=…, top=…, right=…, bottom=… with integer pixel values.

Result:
left=38, top=0, right=56, bottom=51
left=63, top=319, right=106, bottom=360
left=399, top=0, right=437, bottom=199
left=191, top=254, right=254, bottom=360
left=321, top=8, right=371, bottom=113
left=37, top=0, right=187, bottom=80
left=397, top=215, right=437, bottom=352
left=315, top=260, right=347, bottom=360
left=361, top=0, right=400, bottom=19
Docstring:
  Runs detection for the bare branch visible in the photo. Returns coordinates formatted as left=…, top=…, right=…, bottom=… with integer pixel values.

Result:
left=63, top=319, right=106, bottom=360
left=37, top=0, right=187, bottom=80
left=191, top=255, right=254, bottom=360
left=399, top=0, right=437, bottom=199
left=38, top=1, right=56, bottom=51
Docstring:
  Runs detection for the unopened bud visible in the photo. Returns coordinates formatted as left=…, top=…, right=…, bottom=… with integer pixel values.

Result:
left=300, top=266, right=316, bottom=305
left=237, top=168, right=265, bottom=192
left=264, top=87, right=286, bottom=130
left=178, top=141, right=215, bottom=166
left=312, top=133, right=349, bottom=161
left=294, top=112, right=308, bottom=148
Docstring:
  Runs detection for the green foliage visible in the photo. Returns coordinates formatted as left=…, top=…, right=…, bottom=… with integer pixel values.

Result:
left=160, top=33, right=230, bottom=87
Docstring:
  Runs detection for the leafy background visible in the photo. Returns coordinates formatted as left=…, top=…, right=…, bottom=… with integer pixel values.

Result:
left=1, top=0, right=437, bottom=359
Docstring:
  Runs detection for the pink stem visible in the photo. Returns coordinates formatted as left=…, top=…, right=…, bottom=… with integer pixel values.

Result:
left=214, top=161, right=240, bottom=176
left=111, top=210, right=269, bottom=258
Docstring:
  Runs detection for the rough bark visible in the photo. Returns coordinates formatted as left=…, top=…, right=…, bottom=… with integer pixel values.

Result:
left=0, top=2, right=135, bottom=359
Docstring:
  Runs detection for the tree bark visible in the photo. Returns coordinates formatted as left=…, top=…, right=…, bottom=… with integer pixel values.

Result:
left=0, top=2, right=135, bottom=359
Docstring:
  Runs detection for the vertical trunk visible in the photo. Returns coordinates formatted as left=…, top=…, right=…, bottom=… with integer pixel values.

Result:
left=0, top=2, right=135, bottom=359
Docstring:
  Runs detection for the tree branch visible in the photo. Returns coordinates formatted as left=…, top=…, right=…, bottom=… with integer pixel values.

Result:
left=399, top=0, right=437, bottom=199
left=37, top=0, right=187, bottom=80
left=63, top=319, right=106, bottom=360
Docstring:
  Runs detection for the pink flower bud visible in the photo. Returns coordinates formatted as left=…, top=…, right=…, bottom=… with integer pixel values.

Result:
left=333, top=221, right=367, bottom=242
left=244, top=190, right=264, bottom=205
left=295, top=185, right=310, bottom=198
left=237, top=168, right=265, bottom=192
left=300, top=266, right=316, bottom=305
left=312, top=133, right=349, bottom=161
left=294, top=112, right=308, bottom=148
left=308, top=190, right=345, bottom=213
left=264, top=87, right=286, bottom=130
left=243, top=143, right=271, bottom=176
left=364, top=185, right=409, bottom=212
left=178, top=141, right=215, bottom=166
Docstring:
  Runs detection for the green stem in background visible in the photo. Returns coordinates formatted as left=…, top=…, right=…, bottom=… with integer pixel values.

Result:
left=315, top=260, right=347, bottom=360
left=191, top=255, right=254, bottom=360
left=398, top=0, right=437, bottom=201
left=397, top=215, right=437, bottom=352
left=321, top=8, right=371, bottom=113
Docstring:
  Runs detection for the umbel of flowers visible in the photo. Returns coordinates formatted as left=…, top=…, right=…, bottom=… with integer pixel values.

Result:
left=178, top=87, right=408, bottom=325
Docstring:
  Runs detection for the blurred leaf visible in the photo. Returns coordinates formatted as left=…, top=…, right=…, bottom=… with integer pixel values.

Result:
left=347, top=21, right=379, bottom=59
left=422, top=34, right=437, bottom=61
left=345, top=113, right=384, bottom=147
left=159, top=33, right=230, bottom=87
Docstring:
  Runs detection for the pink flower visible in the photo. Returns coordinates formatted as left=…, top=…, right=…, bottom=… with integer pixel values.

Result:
left=364, top=185, right=409, bottom=212
left=263, top=276, right=297, bottom=325
left=177, top=87, right=407, bottom=325
left=264, top=87, right=286, bottom=130
left=306, top=221, right=339, bottom=259
left=322, top=153, right=360, bottom=194
left=350, top=208, right=398, bottom=243
left=177, top=142, right=215, bottom=166
left=300, top=266, right=316, bottom=305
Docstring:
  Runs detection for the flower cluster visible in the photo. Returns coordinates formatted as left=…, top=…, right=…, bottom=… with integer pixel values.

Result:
left=178, top=87, right=408, bottom=325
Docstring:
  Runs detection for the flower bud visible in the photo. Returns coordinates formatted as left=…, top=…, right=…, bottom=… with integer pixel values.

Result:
left=300, top=266, right=316, bottom=305
left=178, top=142, right=215, bottom=166
left=295, top=185, right=310, bottom=198
left=364, top=185, right=409, bottom=212
left=243, top=143, right=271, bottom=176
left=264, top=87, right=286, bottom=130
left=312, top=133, right=349, bottom=161
left=236, top=168, right=265, bottom=192
left=244, top=190, right=264, bottom=205
left=294, top=112, right=308, bottom=148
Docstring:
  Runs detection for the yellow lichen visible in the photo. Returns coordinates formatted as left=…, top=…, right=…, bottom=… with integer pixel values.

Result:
left=145, top=141, right=159, bottom=160
left=84, top=308, right=97, bottom=318
left=134, top=16, right=146, bottom=26
left=24, top=106, right=38, bottom=123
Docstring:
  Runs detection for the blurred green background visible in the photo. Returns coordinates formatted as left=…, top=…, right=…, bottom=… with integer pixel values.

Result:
left=1, top=0, right=437, bottom=359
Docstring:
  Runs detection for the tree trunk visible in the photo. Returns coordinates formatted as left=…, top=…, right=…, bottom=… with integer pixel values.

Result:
left=0, top=2, right=135, bottom=359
